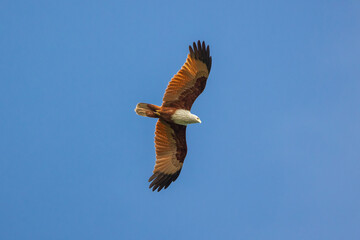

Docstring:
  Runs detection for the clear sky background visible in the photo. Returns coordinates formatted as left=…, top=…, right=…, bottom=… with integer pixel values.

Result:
left=1, top=1, right=360, bottom=239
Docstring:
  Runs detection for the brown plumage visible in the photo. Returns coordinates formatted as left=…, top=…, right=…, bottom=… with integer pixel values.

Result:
left=135, top=41, right=212, bottom=191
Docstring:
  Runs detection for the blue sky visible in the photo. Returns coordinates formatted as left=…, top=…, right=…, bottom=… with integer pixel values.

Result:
left=1, top=1, right=360, bottom=239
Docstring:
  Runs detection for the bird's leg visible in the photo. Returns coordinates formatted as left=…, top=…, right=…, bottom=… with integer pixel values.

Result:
left=154, top=110, right=160, bottom=116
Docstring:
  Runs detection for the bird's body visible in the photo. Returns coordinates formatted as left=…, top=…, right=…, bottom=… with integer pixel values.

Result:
left=135, top=41, right=212, bottom=191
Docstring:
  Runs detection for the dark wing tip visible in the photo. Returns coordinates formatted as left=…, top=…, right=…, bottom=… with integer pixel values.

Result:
left=189, top=45, right=195, bottom=58
left=189, top=40, right=212, bottom=72
left=148, top=169, right=182, bottom=192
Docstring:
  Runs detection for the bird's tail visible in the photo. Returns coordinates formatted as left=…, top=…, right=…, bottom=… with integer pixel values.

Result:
left=134, top=103, right=161, bottom=118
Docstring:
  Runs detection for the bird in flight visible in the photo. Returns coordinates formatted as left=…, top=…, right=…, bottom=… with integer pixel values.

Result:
left=135, top=41, right=212, bottom=191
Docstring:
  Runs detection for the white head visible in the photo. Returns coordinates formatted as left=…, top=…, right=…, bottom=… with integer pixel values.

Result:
left=171, top=109, right=202, bottom=125
left=191, top=114, right=202, bottom=124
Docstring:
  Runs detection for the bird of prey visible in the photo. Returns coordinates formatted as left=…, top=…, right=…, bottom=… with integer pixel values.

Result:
left=135, top=41, right=212, bottom=191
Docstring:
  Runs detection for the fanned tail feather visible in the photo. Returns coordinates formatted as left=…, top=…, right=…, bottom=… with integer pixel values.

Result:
left=134, top=103, right=160, bottom=118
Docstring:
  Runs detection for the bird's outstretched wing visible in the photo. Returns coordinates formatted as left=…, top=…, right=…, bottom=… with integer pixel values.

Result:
left=148, top=119, right=187, bottom=191
left=162, top=41, right=212, bottom=110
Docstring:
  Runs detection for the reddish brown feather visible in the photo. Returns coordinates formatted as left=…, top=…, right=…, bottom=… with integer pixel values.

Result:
left=162, top=41, right=212, bottom=110
left=148, top=120, right=187, bottom=191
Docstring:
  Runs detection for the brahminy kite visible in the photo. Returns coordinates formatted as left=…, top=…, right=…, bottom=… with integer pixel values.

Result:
left=135, top=41, right=212, bottom=191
